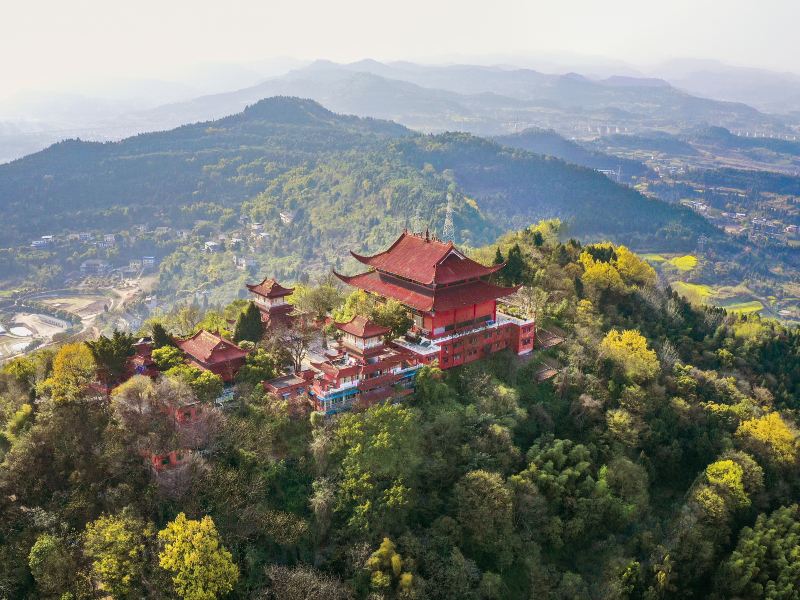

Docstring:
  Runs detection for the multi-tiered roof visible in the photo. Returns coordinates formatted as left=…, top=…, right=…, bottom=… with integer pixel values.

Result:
left=246, top=277, right=294, bottom=300
left=334, top=230, right=518, bottom=312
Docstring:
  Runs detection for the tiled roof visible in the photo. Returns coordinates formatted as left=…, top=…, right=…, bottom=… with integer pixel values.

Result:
left=175, top=330, right=248, bottom=364
left=351, top=230, right=503, bottom=285
left=246, top=277, right=294, bottom=298
left=335, top=315, right=390, bottom=338
left=334, top=270, right=519, bottom=312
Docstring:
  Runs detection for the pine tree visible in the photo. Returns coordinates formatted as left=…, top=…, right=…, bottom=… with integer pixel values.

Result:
left=504, top=244, right=525, bottom=285
left=493, top=247, right=505, bottom=265
left=151, top=322, right=173, bottom=349
left=85, top=330, right=135, bottom=384
left=233, top=301, right=263, bottom=344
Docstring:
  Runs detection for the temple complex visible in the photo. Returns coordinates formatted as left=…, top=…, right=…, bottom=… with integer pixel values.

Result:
left=334, top=230, right=535, bottom=368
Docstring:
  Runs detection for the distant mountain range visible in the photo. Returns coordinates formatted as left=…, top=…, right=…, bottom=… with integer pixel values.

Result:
left=2, top=59, right=796, bottom=164
left=132, top=60, right=787, bottom=138
left=653, top=58, right=800, bottom=116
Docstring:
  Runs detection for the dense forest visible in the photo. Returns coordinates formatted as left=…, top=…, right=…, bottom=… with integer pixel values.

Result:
left=1, top=221, right=799, bottom=599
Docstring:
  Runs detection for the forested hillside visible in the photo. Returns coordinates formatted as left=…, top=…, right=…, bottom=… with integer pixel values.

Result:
left=0, top=97, right=721, bottom=303
left=493, top=128, right=651, bottom=180
left=0, top=97, right=710, bottom=248
left=1, top=222, right=798, bottom=599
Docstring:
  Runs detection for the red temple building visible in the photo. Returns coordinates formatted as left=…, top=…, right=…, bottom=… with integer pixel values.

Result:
left=334, top=230, right=535, bottom=369
left=125, top=337, right=159, bottom=379
left=246, top=277, right=294, bottom=327
left=175, top=330, right=248, bottom=383
left=307, top=315, right=420, bottom=414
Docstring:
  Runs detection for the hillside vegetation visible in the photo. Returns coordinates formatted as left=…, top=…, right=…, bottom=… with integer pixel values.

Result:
left=0, top=222, right=798, bottom=599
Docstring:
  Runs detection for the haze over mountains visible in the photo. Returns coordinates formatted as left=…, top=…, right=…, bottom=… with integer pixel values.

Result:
left=3, top=57, right=800, bottom=164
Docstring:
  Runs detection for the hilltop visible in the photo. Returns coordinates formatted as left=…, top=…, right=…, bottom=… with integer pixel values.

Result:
left=0, top=222, right=798, bottom=599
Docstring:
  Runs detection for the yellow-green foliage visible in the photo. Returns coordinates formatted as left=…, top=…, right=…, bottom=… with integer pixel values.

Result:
left=366, top=537, right=414, bottom=593
left=668, top=255, right=698, bottom=271
left=732, top=319, right=768, bottom=340
left=581, top=259, right=626, bottom=295
left=84, top=509, right=154, bottom=598
left=736, top=413, right=799, bottom=466
left=37, top=342, right=97, bottom=404
left=705, top=460, right=749, bottom=509
left=580, top=243, right=656, bottom=297
left=332, top=289, right=374, bottom=323
left=692, top=485, right=728, bottom=521
left=158, top=513, right=238, bottom=600
left=615, top=246, right=657, bottom=287
left=600, top=329, right=660, bottom=382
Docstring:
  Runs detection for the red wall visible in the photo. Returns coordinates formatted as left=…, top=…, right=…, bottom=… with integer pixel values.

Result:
left=435, top=321, right=535, bottom=369
left=428, top=301, right=497, bottom=338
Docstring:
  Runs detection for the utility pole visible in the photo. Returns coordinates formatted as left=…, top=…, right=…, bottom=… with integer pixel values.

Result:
left=442, top=193, right=455, bottom=242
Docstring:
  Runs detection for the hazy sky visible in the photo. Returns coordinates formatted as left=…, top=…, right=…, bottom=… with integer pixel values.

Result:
left=3, top=0, right=800, bottom=96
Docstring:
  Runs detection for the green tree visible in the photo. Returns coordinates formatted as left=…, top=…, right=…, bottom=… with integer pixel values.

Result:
left=493, top=247, right=504, bottom=265
left=236, top=348, right=281, bottom=386
left=28, top=533, right=87, bottom=598
left=85, top=330, right=135, bottom=383
left=196, top=311, right=233, bottom=339
left=151, top=321, right=174, bottom=349
left=503, top=243, right=525, bottom=285
left=158, top=513, right=238, bottom=600
left=332, top=403, right=421, bottom=534
left=332, top=289, right=375, bottom=323
left=292, top=282, right=344, bottom=348
left=84, top=507, right=154, bottom=598
left=372, top=299, right=413, bottom=341
left=165, top=365, right=224, bottom=403
left=152, top=345, right=185, bottom=371
left=716, top=504, right=800, bottom=599
left=454, top=470, right=514, bottom=567
left=233, top=301, right=263, bottom=344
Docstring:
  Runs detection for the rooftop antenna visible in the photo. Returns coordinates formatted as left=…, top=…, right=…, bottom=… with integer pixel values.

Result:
left=442, top=193, right=455, bottom=242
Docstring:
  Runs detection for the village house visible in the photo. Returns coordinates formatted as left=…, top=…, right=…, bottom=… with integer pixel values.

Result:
left=80, top=259, right=110, bottom=275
